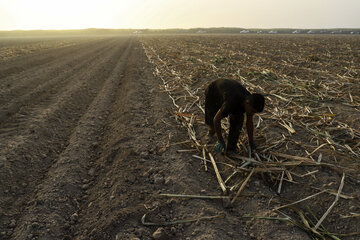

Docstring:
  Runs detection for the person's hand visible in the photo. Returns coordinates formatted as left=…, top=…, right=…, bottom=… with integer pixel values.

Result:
left=214, top=141, right=225, bottom=153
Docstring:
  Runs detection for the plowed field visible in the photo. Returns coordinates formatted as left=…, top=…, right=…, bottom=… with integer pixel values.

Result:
left=0, top=35, right=359, bottom=240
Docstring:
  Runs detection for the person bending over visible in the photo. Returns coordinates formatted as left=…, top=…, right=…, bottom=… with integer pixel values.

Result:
left=205, top=79, right=265, bottom=153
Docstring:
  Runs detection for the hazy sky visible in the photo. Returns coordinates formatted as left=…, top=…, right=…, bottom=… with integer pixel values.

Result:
left=0, top=0, right=359, bottom=30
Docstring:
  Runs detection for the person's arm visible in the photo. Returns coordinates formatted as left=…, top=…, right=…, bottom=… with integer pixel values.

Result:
left=246, top=113, right=256, bottom=150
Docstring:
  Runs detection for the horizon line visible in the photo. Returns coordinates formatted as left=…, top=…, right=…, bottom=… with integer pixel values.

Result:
left=1, top=27, right=360, bottom=32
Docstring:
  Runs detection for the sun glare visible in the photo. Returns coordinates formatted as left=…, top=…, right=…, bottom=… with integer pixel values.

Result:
left=0, top=0, right=359, bottom=30
left=2, top=0, right=137, bottom=30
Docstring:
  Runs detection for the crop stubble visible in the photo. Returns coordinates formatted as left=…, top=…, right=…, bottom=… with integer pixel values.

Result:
left=140, top=34, right=360, bottom=239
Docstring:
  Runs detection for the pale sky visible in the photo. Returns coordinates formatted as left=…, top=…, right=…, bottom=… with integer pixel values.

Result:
left=0, top=0, right=359, bottom=30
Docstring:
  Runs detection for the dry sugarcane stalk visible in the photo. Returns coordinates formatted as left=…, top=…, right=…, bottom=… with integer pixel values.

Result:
left=231, top=168, right=255, bottom=204
left=311, top=187, right=354, bottom=200
left=340, top=213, right=360, bottom=219
left=169, top=140, right=191, bottom=146
left=252, top=167, right=285, bottom=173
left=274, top=190, right=327, bottom=211
left=202, top=147, right=208, bottom=171
left=285, top=170, right=293, bottom=182
left=192, top=155, right=237, bottom=169
left=224, top=171, right=238, bottom=185
left=296, top=170, right=319, bottom=178
left=176, top=149, right=198, bottom=153
left=269, top=151, right=316, bottom=163
left=208, top=152, right=228, bottom=194
left=313, top=173, right=345, bottom=231
left=228, top=154, right=262, bottom=165
left=278, top=171, right=285, bottom=194
left=159, top=193, right=230, bottom=199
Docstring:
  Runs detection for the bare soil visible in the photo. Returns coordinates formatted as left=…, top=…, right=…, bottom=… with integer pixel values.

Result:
left=0, top=35, right=359, bottom=240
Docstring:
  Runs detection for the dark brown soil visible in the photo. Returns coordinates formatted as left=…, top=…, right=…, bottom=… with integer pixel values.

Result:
left=0, top=35, right=359, bottom=240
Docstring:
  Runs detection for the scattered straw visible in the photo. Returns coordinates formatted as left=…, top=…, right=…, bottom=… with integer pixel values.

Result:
left=140, top=35, right=360, bottom=237
left=274, top=190, right=327, bottom=211
left=159, top=193, right=230, bottom=199
left=231, top=168, right=255, bottom=204
left=313, top=173, right=345, bottom=231
left=208, top=152, right=227, bottom=194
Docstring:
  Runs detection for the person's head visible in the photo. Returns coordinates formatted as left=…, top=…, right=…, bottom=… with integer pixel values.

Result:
left=245, top=93, right=265, bottom=115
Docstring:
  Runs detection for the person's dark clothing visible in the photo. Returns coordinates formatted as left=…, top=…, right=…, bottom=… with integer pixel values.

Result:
left=205, top=79, right=250, bottom=151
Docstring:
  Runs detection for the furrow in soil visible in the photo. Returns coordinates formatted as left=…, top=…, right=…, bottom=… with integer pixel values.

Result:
left=0, top=37, right=133, bottom=240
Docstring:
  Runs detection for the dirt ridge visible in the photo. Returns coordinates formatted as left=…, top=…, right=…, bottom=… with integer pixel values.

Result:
left=10, top=37, right=134, bottom=240
left=0, top=38, right=106, bottom=79
left=0, top=39, right=118, bottom=123
left=0, top=37, right=132, bottom=239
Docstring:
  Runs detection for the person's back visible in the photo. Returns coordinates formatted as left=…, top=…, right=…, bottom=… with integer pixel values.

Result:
left=213, top=79, right=250, bottom=99
left=211, top=79, right=251, bottom=116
